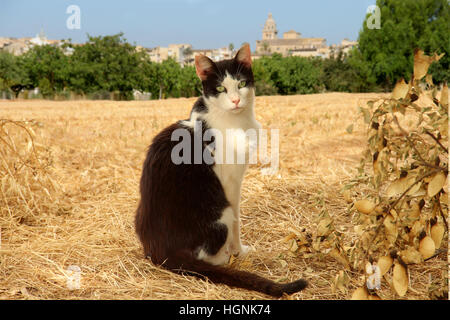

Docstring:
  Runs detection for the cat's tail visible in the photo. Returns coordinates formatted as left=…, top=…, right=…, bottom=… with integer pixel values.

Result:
left=162, top=250, right=307, bottom=298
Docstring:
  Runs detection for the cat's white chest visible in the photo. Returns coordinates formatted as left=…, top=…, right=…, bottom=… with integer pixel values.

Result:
left=212, top=118, right=260, bottom=206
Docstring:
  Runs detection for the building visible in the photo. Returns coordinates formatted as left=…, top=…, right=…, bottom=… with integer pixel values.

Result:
left=339, top=38, right=358, bottom=54
left=0, top=29, right=63, bottom=56
left=29, top=28, right=51, bottom=46
left=147, top=44, right=192, bottom=64
left=191, top=47, right=233, bottom=63
left=255, top=13, right=327, bottom=58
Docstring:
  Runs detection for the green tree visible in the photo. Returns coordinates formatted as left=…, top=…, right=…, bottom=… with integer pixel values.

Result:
left=0, top=51, right=31, bottom=98
left=155, top=58, right=182, bottom=99
left=320, top=51, right=371, bottom=92
left=69, top=33, right=141, bottom=100
left=253, top=54, right=321, bottom=95
left=356, top=0, right=449, bottom=89
left=182, top=47, right=194, bottom=65
left=179, top=65, right=201, bottom=98
left=22, top=44, right=68, bottom=98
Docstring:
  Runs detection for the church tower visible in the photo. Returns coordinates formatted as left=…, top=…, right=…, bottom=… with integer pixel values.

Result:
left=262, top=13, right=278, bottom=40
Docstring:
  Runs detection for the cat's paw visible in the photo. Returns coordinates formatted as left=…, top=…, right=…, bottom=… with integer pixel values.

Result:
left=233, top=244, right=252, bottom=257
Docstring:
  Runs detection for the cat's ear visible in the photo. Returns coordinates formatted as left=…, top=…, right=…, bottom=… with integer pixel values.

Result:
left=234, top=43, right=252, bottom=68
left=195, top=55, right=216, bottom=81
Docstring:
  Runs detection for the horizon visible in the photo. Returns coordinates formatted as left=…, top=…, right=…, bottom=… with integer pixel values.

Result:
left=0, top=0, right=376, bottom=49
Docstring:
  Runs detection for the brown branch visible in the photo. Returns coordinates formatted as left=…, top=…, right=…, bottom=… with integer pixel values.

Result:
left=423, top=248, right=446, bottom=262
left=436, top=199, right=449, bottom=232
left=416, top=161, right=448, bottom=172
left=425, top=130, right=448, bottom=153
left=393, top=115, right=428, bottom=164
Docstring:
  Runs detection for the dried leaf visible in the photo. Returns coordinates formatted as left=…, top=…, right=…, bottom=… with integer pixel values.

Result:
left=342, top=189, right=352, bottom=203
left=383, top=215, right=398, bottom=245
left=351, top=287, right=369, bottom=300
left=428, top=172, right=446, bottom=197
left=406, top=202, right=421, bottom=221
left=391, top=78, right=410, bottom=100
left=440, top=83, right=448, bottom=108
left=430, top=224, right=445, bottom=249
left=328, top=248, right=350, bottom=269
left=387, top=175, right=419, bottom=198
left=354, top=199, right=376, bottom=215
left=377, top=255, right=393, bottom=276
left=334, top=271, right=349, bottom=294
left=414, top=49, right=444, bottom=80
left=317, top=217, right=333, bottom=237
left=289, top=239, right=298, bottom=252
left=386, top=179, right=405, bottom=198
left=360, top=107, right=371, bottom=124
left=399, top=247, right=423, bottom=264
left=282, top=233, right=297, bottom=243
left=409, top=220, right=424, bottom=241
left=419, top=236, right=435, bottom=259
left=440, top=192, right=448, bottom=205
left=393, top=263, right=408, bottom=297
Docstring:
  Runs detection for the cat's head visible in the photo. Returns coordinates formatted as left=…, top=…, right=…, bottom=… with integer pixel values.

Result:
left=195, top=44, right=254, bottom=114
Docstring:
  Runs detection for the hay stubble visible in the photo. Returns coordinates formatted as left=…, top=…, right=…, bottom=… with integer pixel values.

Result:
left=1, top=93, right=441, bottom=300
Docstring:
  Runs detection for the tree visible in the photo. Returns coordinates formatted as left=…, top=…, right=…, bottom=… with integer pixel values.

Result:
left=355, top=0, right=449, bottom=89
left=179, top=65, right=201, bottom=98
left=0, top=51, right=32, bottom=98
left=182, top=47, right=194, bottom=65
left=253, top=54, right=321, bottom=95
left=69, top=33, right=142, bottom=100
left=320, top=50, right=368, bottom=92
left=22, top=44, right=68, bottom=98
left=139, top=54, right=201, bottom=99
left=262, top=41, right=270, bottom=55
left=228, top=43, right=234, bottom=53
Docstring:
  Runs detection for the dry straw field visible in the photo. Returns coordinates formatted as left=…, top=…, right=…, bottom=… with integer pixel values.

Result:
left=0, top=93, right=447, bottom=300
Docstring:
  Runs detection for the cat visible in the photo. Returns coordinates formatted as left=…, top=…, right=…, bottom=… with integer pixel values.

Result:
left=135, top=44, right=307, bottom=297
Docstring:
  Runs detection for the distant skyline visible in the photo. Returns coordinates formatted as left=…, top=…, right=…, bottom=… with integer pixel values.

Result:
left=0, top=0, right=376, bottom=49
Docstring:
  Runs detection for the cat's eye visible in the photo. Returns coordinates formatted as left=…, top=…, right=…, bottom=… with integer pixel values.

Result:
left=216, top=86, right=225, bottom=92
left=238, top=80, right=246, bottom=88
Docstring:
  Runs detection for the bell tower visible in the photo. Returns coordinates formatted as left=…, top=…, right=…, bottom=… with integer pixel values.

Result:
left=262, top=13, right=278, bottom=40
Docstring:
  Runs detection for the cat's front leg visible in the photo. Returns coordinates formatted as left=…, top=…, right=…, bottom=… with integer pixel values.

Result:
left=230, top=207, right=251, bottom=257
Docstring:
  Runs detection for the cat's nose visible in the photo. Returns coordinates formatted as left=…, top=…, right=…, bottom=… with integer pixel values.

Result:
left=231, top=98, right=240, bottom=106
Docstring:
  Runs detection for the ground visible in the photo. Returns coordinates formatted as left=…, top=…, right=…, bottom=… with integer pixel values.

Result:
left=0, top=93, right=447, bottom=299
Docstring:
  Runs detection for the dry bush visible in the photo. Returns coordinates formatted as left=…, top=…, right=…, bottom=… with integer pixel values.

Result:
left=345, top=50, right=448, bottom=299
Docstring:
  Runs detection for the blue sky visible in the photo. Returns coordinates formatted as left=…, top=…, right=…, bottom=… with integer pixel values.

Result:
left=0, top=0, right=376, bottom=49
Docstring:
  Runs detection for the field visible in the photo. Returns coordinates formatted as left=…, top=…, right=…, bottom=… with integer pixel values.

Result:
left=0, top=93, right=447, bottom=300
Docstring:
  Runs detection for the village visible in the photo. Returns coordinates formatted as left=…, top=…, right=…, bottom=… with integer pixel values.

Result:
left=0, top=13, right=357, bottom=65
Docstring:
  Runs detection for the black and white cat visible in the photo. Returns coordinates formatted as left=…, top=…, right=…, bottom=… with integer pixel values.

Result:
left=135, top=44, right=307, bottom=297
